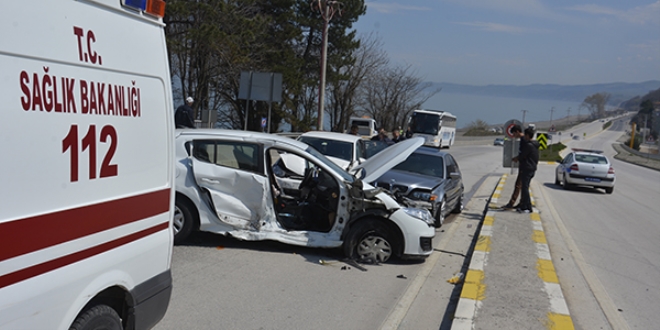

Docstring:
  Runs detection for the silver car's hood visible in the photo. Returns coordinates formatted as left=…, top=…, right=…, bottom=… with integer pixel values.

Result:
left=374, top=169, right=445, bottom=192
left=352, top=137, right=424, bottom=183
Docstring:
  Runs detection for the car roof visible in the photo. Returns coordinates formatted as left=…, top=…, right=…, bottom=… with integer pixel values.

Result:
left=175, top=128, right=310, bottom=150
left=299, top=131, right=363, bottom=143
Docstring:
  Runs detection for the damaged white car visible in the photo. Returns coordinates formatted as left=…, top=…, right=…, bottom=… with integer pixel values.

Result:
left=173, top=129, right=435, bottom=263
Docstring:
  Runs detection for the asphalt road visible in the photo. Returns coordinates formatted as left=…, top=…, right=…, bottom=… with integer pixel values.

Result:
left=535, top=120, right=660, bottom=329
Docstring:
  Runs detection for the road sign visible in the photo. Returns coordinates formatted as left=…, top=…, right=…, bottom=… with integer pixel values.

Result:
left=537, top=133, right=548, bottom=150
left=504, top=119, right=522, bottom=138
left=261, top=117, right=267, bottom=128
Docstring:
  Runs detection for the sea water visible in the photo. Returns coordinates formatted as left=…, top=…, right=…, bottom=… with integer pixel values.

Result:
left=422, top=92, right=586, bottom=128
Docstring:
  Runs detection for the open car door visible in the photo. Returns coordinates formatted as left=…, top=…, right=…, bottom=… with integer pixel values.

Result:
left=189, top=140, right=275, bottom=230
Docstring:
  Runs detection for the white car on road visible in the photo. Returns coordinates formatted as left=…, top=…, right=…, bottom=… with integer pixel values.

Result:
left=555, top=148, right=615, bottom=194
left=297, top=131, right=389, bottom=172
left=173, top=130, right=434, bottom=263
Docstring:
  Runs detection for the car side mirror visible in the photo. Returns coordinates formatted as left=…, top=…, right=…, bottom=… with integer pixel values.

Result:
left=450, top=172, right=461, bottom=179
left=350, top=178, right=363, bottom=198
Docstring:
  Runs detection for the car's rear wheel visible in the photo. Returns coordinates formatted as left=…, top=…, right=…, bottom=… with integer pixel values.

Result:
left=173, top=198, right=195, bottom=244
left=604, top=187, right=614, bottom=194
left=344, top=219, right=395, bottom=263
left=562, top=174, right=573, bottom=190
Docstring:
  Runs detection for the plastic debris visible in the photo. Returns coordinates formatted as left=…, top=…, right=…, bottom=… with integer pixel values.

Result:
left=319, top=259, right=338, bottom=265
left=397, top=274, right=407, bottom=279
left=447, top=272, right=464, bottom=284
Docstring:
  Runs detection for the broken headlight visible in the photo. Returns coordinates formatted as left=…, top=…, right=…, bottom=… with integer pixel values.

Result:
left=403, top=207, right=434, bottom=226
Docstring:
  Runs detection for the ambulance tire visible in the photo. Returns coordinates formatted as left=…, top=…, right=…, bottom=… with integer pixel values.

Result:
left=69, top=304, right=122, bottom=330
left=174, top=198, right=195, bottom=245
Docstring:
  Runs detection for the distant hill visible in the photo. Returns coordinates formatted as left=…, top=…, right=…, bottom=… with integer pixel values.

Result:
left=428, top=81, right=660, bottom=106
left=619, top=87, right=660, bottom=111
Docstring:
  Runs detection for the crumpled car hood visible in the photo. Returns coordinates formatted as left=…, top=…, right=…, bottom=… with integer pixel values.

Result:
left=374, top=169, right=444, bottom=193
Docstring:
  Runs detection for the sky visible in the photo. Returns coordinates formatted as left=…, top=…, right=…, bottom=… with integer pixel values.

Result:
left=352, top=0, right=660, bottom=86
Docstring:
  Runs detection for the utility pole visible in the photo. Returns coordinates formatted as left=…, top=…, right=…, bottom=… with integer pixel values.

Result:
left=521, top=110, right=528, bottom=127
left=549, top=106, right=555, bottom=131
left=311, top=0, right=343, bottom=131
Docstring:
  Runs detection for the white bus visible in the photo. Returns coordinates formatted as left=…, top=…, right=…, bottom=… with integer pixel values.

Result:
left=408, top=110, right=457, bottom=148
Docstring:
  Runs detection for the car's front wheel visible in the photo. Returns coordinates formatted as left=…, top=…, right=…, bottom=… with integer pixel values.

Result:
left=434, top=198, right=446, bottom=227
left=343, top=219, right=395, bottom=263
left=554, top=173, right=560, bottom=185
left=173, top=198, right=195, bottom=244
left=451, top=192, right=464, bottom=214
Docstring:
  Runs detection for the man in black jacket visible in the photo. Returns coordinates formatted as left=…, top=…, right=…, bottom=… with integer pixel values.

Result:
left=502, top=125, right=523, bottom=209
left=516, top=127, right=540, bottom=213
left=175, top=97, right=196, bottom=128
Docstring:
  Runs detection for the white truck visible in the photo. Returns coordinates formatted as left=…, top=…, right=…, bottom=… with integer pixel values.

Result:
left=0, top=1, right=175, bottom=329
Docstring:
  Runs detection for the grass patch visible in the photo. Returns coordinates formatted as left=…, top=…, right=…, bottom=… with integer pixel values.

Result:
left=539, top=142, right=566, bottom=162
left=603, top=121, right=612, bottom=130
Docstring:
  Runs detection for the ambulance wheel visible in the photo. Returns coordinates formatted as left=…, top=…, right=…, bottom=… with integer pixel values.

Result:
left=69, top=304, right=122, bottom=330
left=173, top=198, right=195, bottom=244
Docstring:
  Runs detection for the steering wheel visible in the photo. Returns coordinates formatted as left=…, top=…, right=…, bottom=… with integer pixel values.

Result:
left=299, top=167, right=316, bottom=190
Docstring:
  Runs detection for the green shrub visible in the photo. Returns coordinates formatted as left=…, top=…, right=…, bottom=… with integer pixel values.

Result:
left=539, top=142, right=566, bottom=162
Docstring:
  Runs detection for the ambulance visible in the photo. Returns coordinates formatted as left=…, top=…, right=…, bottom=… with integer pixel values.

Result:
left=0, top=1, right=174, bottom=329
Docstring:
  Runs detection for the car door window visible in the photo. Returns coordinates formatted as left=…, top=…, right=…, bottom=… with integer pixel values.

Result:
left=193, top=140, right=262, bottom=174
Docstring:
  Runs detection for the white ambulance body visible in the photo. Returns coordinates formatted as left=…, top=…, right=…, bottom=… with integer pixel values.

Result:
left=0, top=1, right=174, bottom=329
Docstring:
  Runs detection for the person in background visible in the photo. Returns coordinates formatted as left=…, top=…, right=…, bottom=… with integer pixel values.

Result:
left=392, top=128, right=406, bottom=143
left=349, top=124, right=359, bottom=135
left=405, top=126, right=414, bottom=139
left=175, top=96, right=196, bottom=128
left=502, top=124, right=523, bottom=209
left=516, top=127, right=540, bottom=213
left=371, top=127, right=393, bottom=145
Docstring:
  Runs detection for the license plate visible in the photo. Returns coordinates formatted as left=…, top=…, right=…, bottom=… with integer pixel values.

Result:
left=585, top=177, right=601, bottom=182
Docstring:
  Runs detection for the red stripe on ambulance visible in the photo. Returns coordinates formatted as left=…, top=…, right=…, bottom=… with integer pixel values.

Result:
left=0, top=189, right=170, bottom=263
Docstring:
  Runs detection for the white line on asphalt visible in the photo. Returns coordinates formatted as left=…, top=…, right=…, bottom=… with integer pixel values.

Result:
left=537, top=182, right=631, bottom=330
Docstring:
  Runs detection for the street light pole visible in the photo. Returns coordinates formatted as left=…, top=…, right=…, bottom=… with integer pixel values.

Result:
left=521, top=110, right=528, bottom=127
left=549, top=106, right=555, bottom=130
left=312, top=0, right=343, bottom=131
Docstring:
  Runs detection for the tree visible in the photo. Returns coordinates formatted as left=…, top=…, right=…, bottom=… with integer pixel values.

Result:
left=359, top=63, right=439, bottom=131
left=581, top=93, right=611, bottom=119
left=326, top=33, right=388, bottom=132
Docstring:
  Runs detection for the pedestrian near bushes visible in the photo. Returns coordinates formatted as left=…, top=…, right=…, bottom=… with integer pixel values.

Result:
left=502, top=124, right=524, bottom=209
left=175, top=96, right=196, bottom=128
left=516, top=127, right=540, bottom=213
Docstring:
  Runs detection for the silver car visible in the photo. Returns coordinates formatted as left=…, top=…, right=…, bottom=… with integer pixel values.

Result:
left=372, top=147, right=464, bottom=227
left=173, top=130, right=435, bottom=263
left=555, top=148, right=615, bottom=194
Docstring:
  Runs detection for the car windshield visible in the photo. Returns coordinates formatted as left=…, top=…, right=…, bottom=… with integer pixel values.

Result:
left=364, top=140, right=390, bottom=158
left=393, top=153, right=444, bottom=179
left=575, top=154, right=608, bottom=164
left=305, top=146, right=354, bottom=182
left=298, top=136, right=353, bottom=161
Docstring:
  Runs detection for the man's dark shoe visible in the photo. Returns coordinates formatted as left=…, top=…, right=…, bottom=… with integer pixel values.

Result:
left=501, top=203, right=515, bottom=209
